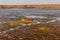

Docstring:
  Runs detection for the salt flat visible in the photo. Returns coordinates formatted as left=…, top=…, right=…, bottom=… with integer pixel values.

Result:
left=0, top=8, right=60, bottom=40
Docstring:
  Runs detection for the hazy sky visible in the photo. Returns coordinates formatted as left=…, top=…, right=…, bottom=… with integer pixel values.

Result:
left=0, top=0, right=60, bottom=5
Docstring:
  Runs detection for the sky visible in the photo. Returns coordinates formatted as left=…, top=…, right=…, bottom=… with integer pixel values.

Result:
left=0, top=0, right=60, bottom=5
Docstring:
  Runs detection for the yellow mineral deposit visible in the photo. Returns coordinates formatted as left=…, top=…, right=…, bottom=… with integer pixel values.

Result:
left=20, top=18, right=26, bottom=23
left=15, top=18, right=26, bottom=25
left=18, top=18, right=33, bottom=24
left=39, top=27, right=51, bottom=33
left=6, top=22, right=17, bottom=27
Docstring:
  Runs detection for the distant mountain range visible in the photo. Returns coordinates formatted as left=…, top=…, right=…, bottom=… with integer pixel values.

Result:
left=0, top=4, right=60, bottom=9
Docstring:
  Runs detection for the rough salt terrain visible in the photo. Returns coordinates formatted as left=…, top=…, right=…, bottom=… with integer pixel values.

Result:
left=0, top=8, right=60, bottom=40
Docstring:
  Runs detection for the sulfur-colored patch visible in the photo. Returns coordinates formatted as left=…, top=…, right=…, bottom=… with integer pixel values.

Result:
left=38, top=27, right=51, bottom=33
left=6, top=22, right=17, bottom=27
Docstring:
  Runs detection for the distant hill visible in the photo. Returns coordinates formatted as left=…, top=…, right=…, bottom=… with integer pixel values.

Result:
left=0, top=4, right=60, bottom=9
